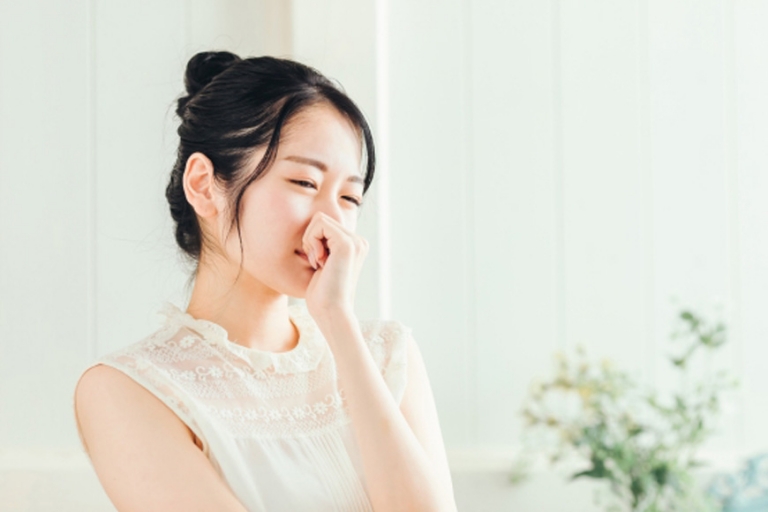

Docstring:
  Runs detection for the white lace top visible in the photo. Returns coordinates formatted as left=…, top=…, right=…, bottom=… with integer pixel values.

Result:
left=74, top=300, right=410, bottom=512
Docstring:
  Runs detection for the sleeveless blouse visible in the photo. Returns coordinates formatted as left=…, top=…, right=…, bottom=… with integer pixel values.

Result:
left=73, top=300, right=411, bottom=511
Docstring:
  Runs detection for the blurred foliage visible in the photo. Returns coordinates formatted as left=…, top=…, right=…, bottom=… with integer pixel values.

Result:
left=517, top=308, right=738, bottom=512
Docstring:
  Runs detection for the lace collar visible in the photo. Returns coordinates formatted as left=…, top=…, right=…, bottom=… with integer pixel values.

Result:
left=157, top=300, right=327, bottom=374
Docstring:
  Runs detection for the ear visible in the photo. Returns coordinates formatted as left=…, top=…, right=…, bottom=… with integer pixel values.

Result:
left=183, top=152, right=221, bottom=218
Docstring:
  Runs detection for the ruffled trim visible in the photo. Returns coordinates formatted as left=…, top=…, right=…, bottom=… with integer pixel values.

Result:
left=157, top=301, right=327, bottom=374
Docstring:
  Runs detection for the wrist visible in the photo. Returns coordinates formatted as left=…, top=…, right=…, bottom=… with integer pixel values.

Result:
left=312, top=307, right=359, bottom=343
left=308, top=301, right=355, bottom=322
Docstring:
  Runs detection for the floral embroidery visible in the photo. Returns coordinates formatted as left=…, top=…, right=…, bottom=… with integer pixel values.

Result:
left=179, top=335, right=197, bottom=348
left=94, top=302, right=409, bottom=440
left=203, top=391, right=349, bottom=438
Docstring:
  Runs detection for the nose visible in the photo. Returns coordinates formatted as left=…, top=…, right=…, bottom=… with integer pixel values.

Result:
left=314, top=194, right=351, bottom=229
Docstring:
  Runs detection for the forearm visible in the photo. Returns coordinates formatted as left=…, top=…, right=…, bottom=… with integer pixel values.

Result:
left=317, top=310, right=456, bottom=512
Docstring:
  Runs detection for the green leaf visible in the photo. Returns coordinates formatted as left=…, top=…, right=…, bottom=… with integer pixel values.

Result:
left=572, top=456, right=611, bottom=480
left=651, top=463, right=669, bottom=485
left=572, top=466, right=609, bottom=480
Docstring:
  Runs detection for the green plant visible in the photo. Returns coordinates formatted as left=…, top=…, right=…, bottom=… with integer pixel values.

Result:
left=518, top=308, right=738, bottom=512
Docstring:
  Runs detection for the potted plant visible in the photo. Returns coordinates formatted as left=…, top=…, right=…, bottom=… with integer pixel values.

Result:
left=517, top=308, right=738, bottom=512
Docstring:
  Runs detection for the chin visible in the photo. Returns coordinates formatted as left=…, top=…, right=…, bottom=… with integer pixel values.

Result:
left=243, top=258, right=311, bottom=298
left=273, top=272, right=311, bottom=299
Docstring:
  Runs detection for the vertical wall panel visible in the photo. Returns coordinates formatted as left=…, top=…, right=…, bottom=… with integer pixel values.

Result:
left=388, top=0, right=473, bottom=447
left=94, top=0, right=189, bottom=357
left=559, top=0, right=649, bottom=378
left=0, top=0, right=90, bottom=449
left=471, top=0, right=558, bottom=446
left=734, top=0, right=768, bottom=455
left=647, top=0, right=737, bottom=451
left=186, top=0, right=291, bottom=58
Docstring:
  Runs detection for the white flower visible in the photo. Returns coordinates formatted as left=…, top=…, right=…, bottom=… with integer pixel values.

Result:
left=540, top=388, right=584, bottom=424
left=635, top=430, right=659, bottom=450
left=179, top=335, right=197, bottom=348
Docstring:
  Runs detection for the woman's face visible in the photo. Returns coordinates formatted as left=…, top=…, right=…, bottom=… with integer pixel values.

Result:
left=213, top=102, right=366, bottom=298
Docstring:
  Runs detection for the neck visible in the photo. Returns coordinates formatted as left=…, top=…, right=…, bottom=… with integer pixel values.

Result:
left=185, top=259, right=299, bottom=353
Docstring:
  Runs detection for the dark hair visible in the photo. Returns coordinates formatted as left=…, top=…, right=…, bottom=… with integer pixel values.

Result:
left=165, top=51, right=376, bottom=282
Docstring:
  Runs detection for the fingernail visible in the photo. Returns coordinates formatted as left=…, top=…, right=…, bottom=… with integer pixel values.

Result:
left=310, top=248, right=318, bottom=269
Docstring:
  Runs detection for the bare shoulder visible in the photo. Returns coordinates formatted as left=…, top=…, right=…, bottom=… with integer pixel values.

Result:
left=74, top=363, right=247, bottom=512
left=74, top=363, right=196, bottom=451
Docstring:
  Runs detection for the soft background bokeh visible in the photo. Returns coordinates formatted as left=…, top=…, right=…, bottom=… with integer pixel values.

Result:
left=1, top=0, right=766, bottom=510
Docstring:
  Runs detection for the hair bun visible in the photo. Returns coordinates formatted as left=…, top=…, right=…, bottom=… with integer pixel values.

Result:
left=185, top=51, right=241, bottom=95
left=177, top=51, right=241, bottom=116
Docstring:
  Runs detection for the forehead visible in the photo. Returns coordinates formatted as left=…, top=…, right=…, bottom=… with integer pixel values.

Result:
left=278, top=102, right=363, bottom=166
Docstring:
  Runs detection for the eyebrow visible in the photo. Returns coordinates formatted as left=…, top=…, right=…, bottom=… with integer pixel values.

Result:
left=283, top=155, right=365, bottom=185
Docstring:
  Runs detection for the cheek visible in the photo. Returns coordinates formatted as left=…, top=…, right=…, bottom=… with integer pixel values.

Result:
left=348, top=211, right=360, bottom=231
left=261, top=189, right=308, bottom=226
left=239, top=189, right=307, bottom=250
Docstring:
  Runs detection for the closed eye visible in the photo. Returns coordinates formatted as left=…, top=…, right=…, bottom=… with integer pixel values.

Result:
left=289, top=180, right=362, bottom=207
left=346, top=197, right=363, bottom=207
left=291, top=180, right=316, bottom=189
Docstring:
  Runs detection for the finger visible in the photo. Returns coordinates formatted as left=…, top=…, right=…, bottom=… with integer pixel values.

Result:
left=309, top=228, right=328, bottom=267
left=318, top=238, right=329, bottom=268
left=302, top=213, right=359, bottom=267
left=309, top=216, right=351, bottom=267
left=301, top=215, right=320, bottom=269
left=302, top=214, right=328, bottom=268
left=316, top=213, right=355, bottom=238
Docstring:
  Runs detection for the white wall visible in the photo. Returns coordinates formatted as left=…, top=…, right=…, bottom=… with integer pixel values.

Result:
left=381, top=0, right=768, bottom=507
left=1, top=0, right=767, bottom=510
left=384, top=0, right=768, bottom=446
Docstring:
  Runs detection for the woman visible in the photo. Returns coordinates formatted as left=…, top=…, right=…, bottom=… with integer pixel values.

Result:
left=73, top=51, right=457, bottom=511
